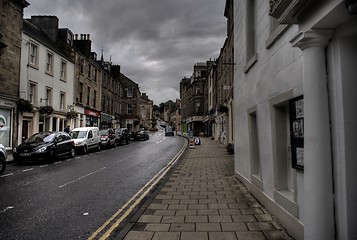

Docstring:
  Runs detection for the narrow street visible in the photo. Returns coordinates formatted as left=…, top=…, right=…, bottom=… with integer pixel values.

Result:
left=0, top=131, right=185, bottom=240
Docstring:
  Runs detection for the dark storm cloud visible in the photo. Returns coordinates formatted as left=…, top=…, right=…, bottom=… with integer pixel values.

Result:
left=24, top=0, right=227, bottom=104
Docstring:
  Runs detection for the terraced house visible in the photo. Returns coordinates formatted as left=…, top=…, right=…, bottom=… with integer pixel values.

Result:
left=18, top=16, right=75, bottom=143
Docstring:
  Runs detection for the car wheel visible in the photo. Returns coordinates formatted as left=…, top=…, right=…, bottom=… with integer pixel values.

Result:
left=69, top=148, right=75, bottom=158
left=83, top=145, right=88, bottom=154
left=0, top=156, right=6, bottom=175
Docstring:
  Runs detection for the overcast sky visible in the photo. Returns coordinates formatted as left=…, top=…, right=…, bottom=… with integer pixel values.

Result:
left=24, top=0, right=227, bottom=105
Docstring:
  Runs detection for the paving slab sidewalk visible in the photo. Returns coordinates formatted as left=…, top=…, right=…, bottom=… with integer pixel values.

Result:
left=121, top=137, right=293, bottom=240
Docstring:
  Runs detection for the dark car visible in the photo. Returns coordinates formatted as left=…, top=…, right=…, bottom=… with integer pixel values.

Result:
left=165, top=126, right=175, bottom=136
left=114, top=128, right=130, bottom=145
left=0, top=144, right=7, bottom=175
left=13, top=132, right=75, bottom=163
left=134, top=131, right=149, bottom=141
left=100, top=129, right=116, bottom=148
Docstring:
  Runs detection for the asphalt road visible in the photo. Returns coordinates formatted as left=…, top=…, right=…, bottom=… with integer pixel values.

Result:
left=0, top=130, right=185, bottom=240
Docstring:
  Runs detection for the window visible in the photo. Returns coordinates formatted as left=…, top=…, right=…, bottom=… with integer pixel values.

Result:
left=93, top=90, right=97, bottom=108
left=29, top=42, right=38, bottom=67
left=60, top=60, right=67, bottom=80
left=67, top=32, right=73, bottom=46
left=87, top=86, right=90, bottom=105
left=127, top=104, right=133, bottom=115
left=127, top=87, right=133, bottom=98
left=88, top=64, right=92, bottom=78
left=29, top=82, right=36, bottom=104
left=46, top=88, right=52, bottom=106
left=245, top=0, right=257, bottom=72
left=94, top=69, right=98, bottom=82
left=80, top=58, right=84, bottom=74
left=271, top=91, right=299, bottom=217
left=46, top=52, right=54, bottom=75
left=60, top=92, right=65, bottom=110
left=248, top=108, right=262, bottom=189
left=79, top=82, right=83, bottom=103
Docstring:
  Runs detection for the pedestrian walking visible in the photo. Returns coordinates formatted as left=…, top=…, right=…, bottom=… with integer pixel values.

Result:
left=64, top=125, right=70, bottom=133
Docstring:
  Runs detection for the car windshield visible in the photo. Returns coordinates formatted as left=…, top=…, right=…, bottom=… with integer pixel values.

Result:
left=70, top=131, right=87, bottom=139
left=100, top=130, right=109, bottom=136
left=25, top=132, right=55, bottom=143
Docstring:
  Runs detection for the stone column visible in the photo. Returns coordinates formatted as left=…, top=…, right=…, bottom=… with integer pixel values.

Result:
left=291, top=30, right=335, bottom=240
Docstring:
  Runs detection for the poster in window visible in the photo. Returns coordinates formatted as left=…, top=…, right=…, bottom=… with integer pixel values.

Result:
left=290, top=96, right=304, bottom=170
left=0, top=109, right=11, bottom=147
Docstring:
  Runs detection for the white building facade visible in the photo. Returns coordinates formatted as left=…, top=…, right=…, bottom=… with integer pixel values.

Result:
left=19, top=19, right=74, bottom=143
left=233, top=1, right=357, bottom=240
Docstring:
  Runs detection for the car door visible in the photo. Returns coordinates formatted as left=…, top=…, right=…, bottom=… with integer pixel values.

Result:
left=88, top=130, right=94, bottom=148
left=55, top=133, right=66, bottom=155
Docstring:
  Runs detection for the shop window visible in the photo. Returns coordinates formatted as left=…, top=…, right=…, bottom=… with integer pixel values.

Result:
left=271, top=92, right=299, bottom=217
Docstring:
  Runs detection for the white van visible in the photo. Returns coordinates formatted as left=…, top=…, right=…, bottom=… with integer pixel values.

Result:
left=70, top=127, right=101, bottom=154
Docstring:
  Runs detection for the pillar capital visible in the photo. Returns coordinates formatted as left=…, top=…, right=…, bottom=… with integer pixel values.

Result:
left=290, top=29, right=333, bottom=50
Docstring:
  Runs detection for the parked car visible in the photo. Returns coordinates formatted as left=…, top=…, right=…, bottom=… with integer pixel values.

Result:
left=70, top=127, right=101, bottom=154
left=134, top=131, right=149, bottom=141
left=165, top=126, right=174, bottom=136
left=114, top=128, right=130, bottom=145
left=100, top=128, right=116, bottom=148
left=12, top=132, right=75, bottom=163
left=0, top=144, right=7, bottom=175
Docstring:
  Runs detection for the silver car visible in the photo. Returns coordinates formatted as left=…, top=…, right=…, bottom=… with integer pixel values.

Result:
left=0, top=144, right=7, bottom=175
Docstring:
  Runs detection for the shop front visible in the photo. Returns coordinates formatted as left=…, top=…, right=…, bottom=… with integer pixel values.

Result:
left=84, top=108, right=100, bottom=127
left=0, top=98, right=15, bottom=149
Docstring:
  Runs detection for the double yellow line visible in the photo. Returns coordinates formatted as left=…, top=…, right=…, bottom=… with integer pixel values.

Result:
left=88, top=139, right=187, bottom=240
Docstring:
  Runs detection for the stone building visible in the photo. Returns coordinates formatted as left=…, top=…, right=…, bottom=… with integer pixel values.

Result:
left=211, top=0, right=234, bottom=146
left=98, top=61, right=122, bottom=129
left=180, top=61, right=213, bottom=137
left=233, top=0, right=357, bottom=239
left=72, top=34, right=102, bottom=127
left=116, top=70, right=141, bottom=132
left=0, top=0, right=29, bottom=149
left=139, top=93, right=153, bottom=130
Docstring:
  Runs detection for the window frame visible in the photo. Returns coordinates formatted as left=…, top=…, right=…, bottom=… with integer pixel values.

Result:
left=46, top=51, right=54, bottom=75
left=29, top=42, right=39, bottom=68
left=60, top=92, right=66, bottom=110
left=60, top=59, right=67, bottom=81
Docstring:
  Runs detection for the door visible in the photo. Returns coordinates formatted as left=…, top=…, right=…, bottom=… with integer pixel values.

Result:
left=22, top=120, right=29, bottom=142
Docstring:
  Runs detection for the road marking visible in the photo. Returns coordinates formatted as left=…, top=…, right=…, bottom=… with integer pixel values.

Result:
left=88, top=138, right=188, bottom=240
left=0, top=206, right=14, bottom=213
left=59, top=167, right=106, bottom=188
left=40, top=164, right=48, bottom=168
left=23, top=168, right=33, bottom=172
left=0, top=173, right=13, bottom=178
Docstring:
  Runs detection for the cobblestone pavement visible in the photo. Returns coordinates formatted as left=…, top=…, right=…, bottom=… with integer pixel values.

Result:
left=122, top=137, right=293, bottom=240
